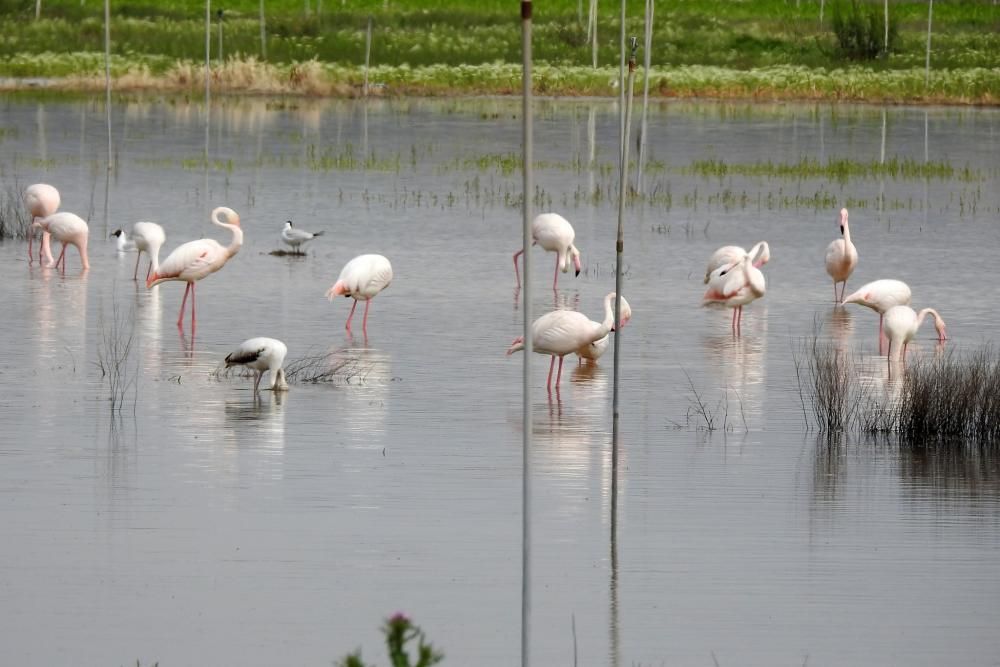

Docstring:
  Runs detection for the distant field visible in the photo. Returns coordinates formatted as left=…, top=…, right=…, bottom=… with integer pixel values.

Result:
left=0, top=0, right=998, bottom=101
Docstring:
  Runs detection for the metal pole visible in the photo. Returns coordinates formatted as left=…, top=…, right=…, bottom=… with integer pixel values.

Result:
left=520, top=7, right=533, bottom=667
left=618, top=0, right=626, bottom=163
left=364, top=16, right=373, bottom=97
left=35, top=0, right=41, bottom=20
left=612, top=36, right=637, bottom=548
left=925, top=0, right=933, bottom=88
left=259, top=0, right=267, bottom=60
left=104, top=0, right=112, bottom=171
left=883, top=0, right=889, bottom=54
left=218, top=10, right=223, bottom=64
left=636, top=0, right=653, bottom=194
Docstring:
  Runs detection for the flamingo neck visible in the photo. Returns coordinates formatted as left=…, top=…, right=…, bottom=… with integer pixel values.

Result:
left=749, top=241, right=768, bottom=268
left=916, top=308, right=947, bottom=340
left=600, top=293, right=616, bottom=336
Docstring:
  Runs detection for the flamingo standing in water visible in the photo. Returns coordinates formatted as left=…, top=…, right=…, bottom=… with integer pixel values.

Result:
left=507, top=291, right=620, bottom=392
left=513, top=213, right=582, bottom=290
left=704, top=241, right=770, bottom=284
left=224, top=337, right=289, bottom=394
left=824, top=208, right=858, bottom=303
left=883, top=305, right=947, bottom=362
left=325, top=254, right=393, bottom=335
left=842, top=279, right=912, bottom=346
left=23, top=183, right=59, bottom=265
left=112, top=221, right=166, bottom=281
left=147, top=207, right=243, bottom=329
left=577, top=295, right=632, bottom=363
left=702, top=254, right=766, bottom=335
left=33, top=212, right=89, bottom=272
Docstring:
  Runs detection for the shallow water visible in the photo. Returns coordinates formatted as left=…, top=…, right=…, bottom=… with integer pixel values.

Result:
left=1, top=95, right=999, bottom=666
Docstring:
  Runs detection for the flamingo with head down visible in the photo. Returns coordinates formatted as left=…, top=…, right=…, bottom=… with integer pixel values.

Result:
left=513, top=213, right=582, bottom=290
left=577, top=295, right=632, bottom=363
left=883, top=305, right=947, bottom=362
left=23, top=183, right=59, bottom=265
left=33, top=212, right=89, bottom=272
left=325, top=254, right=393, bottom=336
left=146, top=207, right=242, bottom=329
left=842, top=279, right=912, bottom=345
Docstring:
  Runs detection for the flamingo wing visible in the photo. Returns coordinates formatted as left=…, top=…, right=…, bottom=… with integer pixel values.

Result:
left=155, top=239, right=225, bottom=282
left=533, top=310, right=601, bottom=355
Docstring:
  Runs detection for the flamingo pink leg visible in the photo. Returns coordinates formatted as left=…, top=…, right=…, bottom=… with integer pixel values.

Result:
left=552, top=255, right=560, bottom=290
left=362, top=299, right=372, bottom=334
left=513, top=249, right=524, bottom=287
left=54, top=244, right=68, bottom=272
left=546, top=356, right=556, bottom=389
left=555, top=355, right=565, bottom=386
left=345, top=299, right=359, bottom=331
left=177, top=282, right=191, bottom=327
left=190, top=283, right=196, bottom=327
left=28, top=222, right=35, bottom=263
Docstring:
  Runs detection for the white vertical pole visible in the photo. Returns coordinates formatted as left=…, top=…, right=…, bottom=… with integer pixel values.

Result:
left=364, top=16, right=373, bottom=97
left=35, top=0, right=41, bottom=20
left=884, top=0, right=889, bottom=53
left=104, top=0, right=112, bottom=171
left=589, top=0, right=598, bottom=68
left=636, top=0, right=653, bottom=194
left=520, top=3, right=533, bottom=665
left=925, top=0, right=933, bottom=88
left=218, top=11, right=223, bottom=64
left=259, top=0, right=267, bottom=59
left=618, top=0, right=626, bottom=164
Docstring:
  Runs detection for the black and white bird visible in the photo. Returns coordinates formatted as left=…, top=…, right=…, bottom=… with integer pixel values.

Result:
left=224, top=337, right=289, bottom=394
left=112, top=221, right=166, bottom=281
left=281, top=220, right=324, bottom=253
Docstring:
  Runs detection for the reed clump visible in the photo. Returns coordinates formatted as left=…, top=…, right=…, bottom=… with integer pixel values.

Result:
left=95, top=302, right=138, bottom=413
left=803, top=340, right=1000, bottom=445
left=212, top=350, right=375, bottom=385
left=0, top=184, right=30, bottom=240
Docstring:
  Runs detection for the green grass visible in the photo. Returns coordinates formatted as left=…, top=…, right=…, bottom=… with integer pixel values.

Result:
left=0, top=0, right=997, bottom=102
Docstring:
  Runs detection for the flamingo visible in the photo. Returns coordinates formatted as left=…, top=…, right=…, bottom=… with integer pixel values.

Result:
left=703, top=241, right=770, bottom=284
left=281, top=221, right=324, bottom=253
left=34, top=212, right=89, bottom=272
left=513, top=213, right=582, bottom=290
left=824, top=208, right=858, bottom=303
left=842, top=279, right=912, bottom=344
left=702, top=253, right=766, bottom=335
left=23, top=183, right=59, bottom=265
left=112, top=221, right=166, bottom=281
left=325, top=254, right=393, bottom=335
left=146, top=207, right=243, bottom=329
left=883, top=305, right=947, bottom=362
left=224, top=337, right=289, bottom=394
left=577, top=295, right=632, bottom=363
left=507, top=291, right=620, bottom=392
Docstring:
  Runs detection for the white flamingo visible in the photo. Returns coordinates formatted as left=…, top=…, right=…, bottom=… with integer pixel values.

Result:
left=146, top=207, right=243, bottom=329
left=325, top=254, right=393, bottom=335
left=224, top=337, right=289, bottom=394
left=34, top=212, right=89, bottom=272
left=507, top=292, right=620, bottom=391
left=23, top=183, right=59, bottom=265
left=702, top=254, right=765, bottom=334
left=112, top=221, right=166, bottom=281
left=883, top=305, right=947, bottom=362
left=842, top=279, right=912, bottom=344
left=281, top=221, right=324, bottom=253
left=577, top=295, right=632, bottom=363
left=704, top=241, right=770, bottom=284
left=825, top=208, right=858, bottom=303
left=513, top=212, right=582, bottom=290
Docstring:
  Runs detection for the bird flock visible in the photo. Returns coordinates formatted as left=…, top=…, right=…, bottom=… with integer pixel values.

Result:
left=23, top=183, right=947, bottom=398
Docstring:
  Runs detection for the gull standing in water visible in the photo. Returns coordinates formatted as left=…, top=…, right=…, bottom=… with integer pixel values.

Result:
left=280, top=221, right=324, bottom=254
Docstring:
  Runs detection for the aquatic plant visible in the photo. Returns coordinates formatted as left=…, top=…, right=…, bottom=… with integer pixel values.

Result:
left=95, top=301, right=138, bottom=414
left=0, top=184, right=31, bottom=240
left=338, top=613, right=443, bottom=667
left=213, top=350, right=376, bottom=385
left=831, top=0, right=898, bottom=60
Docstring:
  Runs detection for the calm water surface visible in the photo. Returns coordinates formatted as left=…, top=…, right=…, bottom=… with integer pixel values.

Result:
left=1, top=95, right=999, bottom=666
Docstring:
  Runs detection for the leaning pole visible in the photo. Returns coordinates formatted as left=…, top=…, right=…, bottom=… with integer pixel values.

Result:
left=520, top=1, right=533, bottom=666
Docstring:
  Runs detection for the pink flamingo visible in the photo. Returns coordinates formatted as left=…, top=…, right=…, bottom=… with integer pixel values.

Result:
left=513, top=213, right=582, bottom=290
left=325, top=254, right=393, bottom=335
left=842, top=279, right=912, bottom=346
left=824, top=208, right=858, bottom=303
left=23, top=183, right=59, bottom=265
left=507, top=292, right=621, bottom=392
left=577, top=295, right=632, bottom=363
left=112, top=222, right=166, bottom=281
left=704, top=241, right=770, bottom=284
left=33, top=212, right=89, bottom=272
left=703, top=254, right=766, bottom=335
left=146, top=207, right=243, bottom=329
left=883, top=305, right=947, bottom=362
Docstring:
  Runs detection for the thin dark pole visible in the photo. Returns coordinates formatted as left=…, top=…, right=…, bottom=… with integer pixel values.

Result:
left=103, top=0, right=112, bottom=171
left=612, top=37, right=637, bottom=540
left=520, top=4, right=533, bottom=666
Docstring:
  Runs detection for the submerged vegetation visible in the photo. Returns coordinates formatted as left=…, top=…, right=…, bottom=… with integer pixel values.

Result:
left=0, top=0, right=997, bottom=102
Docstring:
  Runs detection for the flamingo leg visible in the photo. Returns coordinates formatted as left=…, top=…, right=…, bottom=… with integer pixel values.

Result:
left=902, top=342, right=909, bottom=362
left=54, top=244, right=68, bottom=272
left=362, top=299, right=372, bottom=335
left=555, top=356, right=564, bottom=387
left=133, top=251, right=142, bottom=281
left=546, top=355, right=556, bottom=390
left=513, top=249, right=523, bottom=287
left=345, top=299, right=358, bottom=331
left=190, top=283, right=196, bottom=328
left=552, top=255, right=560, bottom=290
left=27, top=220, right=35, bottom=263
left=731, top=307, right=738, bottom=332
left=253, top=370, right=262, bottom=394
left=146, top=261, right=153, bottom=281
left=177, top=282, right=191, bottom=327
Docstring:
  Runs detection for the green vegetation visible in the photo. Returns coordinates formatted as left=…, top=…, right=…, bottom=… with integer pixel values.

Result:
left=339, top=613, right=443, bottom=667
left=0, top=0, right=996, bottom=101
left=831, top=0, right=899, bottom=60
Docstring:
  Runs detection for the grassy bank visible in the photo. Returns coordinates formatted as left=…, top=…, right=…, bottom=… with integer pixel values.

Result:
left=0, top=0, right=998, bottom=102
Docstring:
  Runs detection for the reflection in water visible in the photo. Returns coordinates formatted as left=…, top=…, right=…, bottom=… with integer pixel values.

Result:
left=701, top=318, right=767, bottom=428
left=826, top=306, right=854, bottom=352
left=327, top=342, right=392, bottom=445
